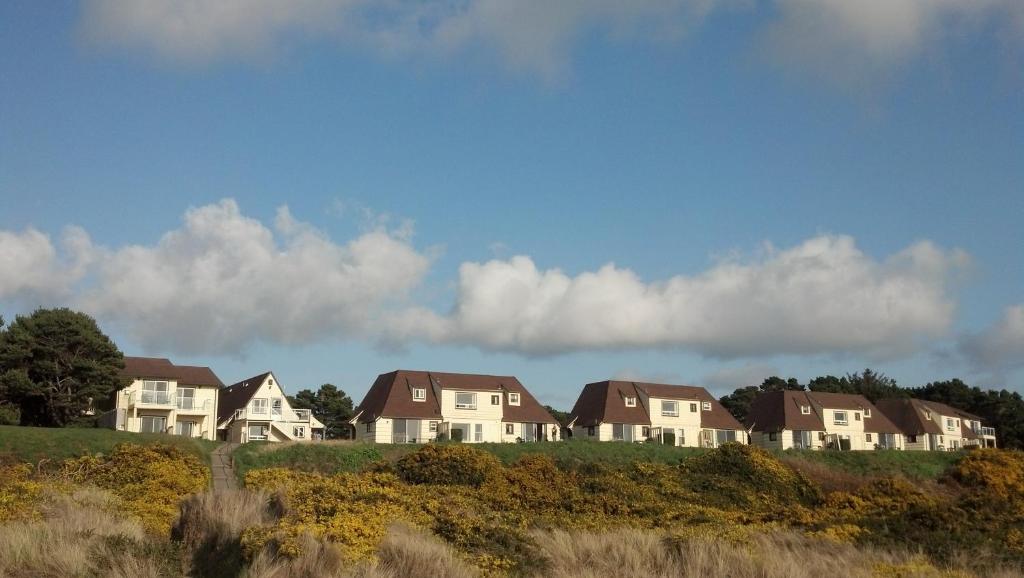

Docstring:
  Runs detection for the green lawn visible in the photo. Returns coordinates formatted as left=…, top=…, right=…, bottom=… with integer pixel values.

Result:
left=777, top=448, right=962, bottom=480
left=0, top=425, right=221, bottom=466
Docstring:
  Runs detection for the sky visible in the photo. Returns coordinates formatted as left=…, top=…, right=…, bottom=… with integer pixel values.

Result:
left=1, top=1, right=1022, bottom=410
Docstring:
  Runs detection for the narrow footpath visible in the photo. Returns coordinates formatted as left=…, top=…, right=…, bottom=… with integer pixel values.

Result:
left=211, top=443, right=239, bottom=491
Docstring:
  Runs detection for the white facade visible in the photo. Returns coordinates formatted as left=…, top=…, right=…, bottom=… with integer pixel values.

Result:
left=218, top=373, right=324, bottom=443
left=106, top=377, right=220, bottom=441
left=574, top=395, right=745, bottom=448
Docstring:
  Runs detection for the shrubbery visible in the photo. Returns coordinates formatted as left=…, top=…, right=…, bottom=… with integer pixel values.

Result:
left=395, top=443, right=503, bottom=487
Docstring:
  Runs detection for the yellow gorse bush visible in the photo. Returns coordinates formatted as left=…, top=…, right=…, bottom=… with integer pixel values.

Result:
left=0, top=463, right=43, bottom=522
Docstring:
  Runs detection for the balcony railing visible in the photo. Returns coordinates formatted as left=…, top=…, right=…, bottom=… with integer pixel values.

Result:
left=234, top=407, right=313, bottom=423
left=129, top=390, right=173, bottom=406
left=981, top=427, right=996, bottom=437
left=175, top=398, right=211, bottom=412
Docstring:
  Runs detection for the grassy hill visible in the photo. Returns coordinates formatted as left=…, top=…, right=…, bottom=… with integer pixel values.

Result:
left=0, top=425, right=220, bottom=465
left=231, top=439, right=963, bottom=483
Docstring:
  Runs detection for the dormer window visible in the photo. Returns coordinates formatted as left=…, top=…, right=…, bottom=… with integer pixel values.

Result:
left=508, top=392, right=520, bottom=406
left=924, top=410, right=932, bottom=420
left=864, top=408, right=871, bottom=418
left=625, top=396, right=637, bottom=407
left=800, top=405, right=810, bottom=415
left=412, top=388, right=426, bottom=401
left=701, top=401, right=711, bottom=411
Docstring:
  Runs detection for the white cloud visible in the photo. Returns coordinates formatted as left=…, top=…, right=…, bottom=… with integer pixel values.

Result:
left=79, top=0, right=1023, bottom=84
left=702, top=362, right=779, bottom=392
left=959, top=304, right=1024, bottom=374
left=0, top=226, right=95, bottom=304
left=388, top=235, right=968, bottom=358
left=0, top=199, right=431, bottom=355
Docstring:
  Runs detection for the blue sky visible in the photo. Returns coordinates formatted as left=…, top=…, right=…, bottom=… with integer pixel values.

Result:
left=1, top=1, right=1022, bottom=408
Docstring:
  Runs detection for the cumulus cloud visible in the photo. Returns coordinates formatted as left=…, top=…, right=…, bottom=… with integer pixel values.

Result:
left=388, top=235, right=968, bottom=358
left=959, top=304, right=1024, bottom=375
left=79, top=0, right=1022, bottom=84
left=0, top=226, right=95, bottom=304
left=0, top=199, right=431, bottom=355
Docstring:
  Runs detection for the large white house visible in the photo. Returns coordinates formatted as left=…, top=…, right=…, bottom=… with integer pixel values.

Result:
left=100, top=357, right=222, bottom=441
left=216, top=371, right=325, bottom=443
left=746, top=390, right=904, bottom=451
left=876, top=398, right=996, bottom=450
left=567, top=380, right=747, bottom=447
left=350, top=370, right=561, bottom=444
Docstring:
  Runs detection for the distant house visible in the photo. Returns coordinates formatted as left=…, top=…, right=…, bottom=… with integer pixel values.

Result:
left=100, top=356, right=222, bottom=441
left=746, top=390, right=904, bottom=451
left=875, top=398, right=996, bottom=450
left=350, top=370, right=560, bottom=444
left=216, top=371, right=325, bottom=443
left=567, top=381, right=746, bottom=447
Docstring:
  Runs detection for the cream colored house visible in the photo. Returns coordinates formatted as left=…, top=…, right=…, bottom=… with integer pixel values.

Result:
left=100, top=357, right=222, bottom=441
left=351, top=370, right=561, bottom=444
left=567, top=381, right=747, bottom=447
left=876, top=398, right=996, bottom=450
left=216, top=371, right=325, bottom=443
left=746, top=390, right=904, bottom=451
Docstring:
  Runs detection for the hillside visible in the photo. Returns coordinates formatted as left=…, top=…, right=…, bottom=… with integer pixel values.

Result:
left=0, top=425, right=220, bottom=465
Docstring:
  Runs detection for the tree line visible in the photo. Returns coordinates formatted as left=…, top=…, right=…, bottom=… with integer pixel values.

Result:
left=0, top=308, right=355, bottom=438
left=719, top=369, right=1024, bottom=449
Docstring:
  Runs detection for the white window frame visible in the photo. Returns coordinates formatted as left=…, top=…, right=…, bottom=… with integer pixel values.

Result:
left=661, top=400, right=679, bottom=417
left=701, top=401, right=712, bottom=411
left=834, top=411, right=848, bottom=426
left=140, top=415, right=167, bottom=434
left=455, top=392, right=477, bottom=410
left=800, top=405, right=811, bottom=415
left=508, top=392, right=520, bottom=406
left=474, top=423, right=483, bottom=442
left=864, top=408, right=871, bottom=418
left=505, top=423, right=515, bottom=435
left=625, top=396, right=637, bottom=407
left=272, top=398, right=282, bottom=416
left=141, top=380, right=170, bottom=404
left=946, top=418, right=955, bottom=431
left=174, top=420, right=195, bottom=437
left=177, top=387, right=196, bottom=410
left=293, top=426, right=305, bottom=438
left=248, top=424, right=268, bottom=441
left=412, top=388, right=426, bottom=401
left=429, top=421, right=438, bottom=433
left=251, top=398, right=268, bottom=415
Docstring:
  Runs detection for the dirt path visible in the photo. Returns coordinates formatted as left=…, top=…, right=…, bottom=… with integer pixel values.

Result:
left=210, top=443, right=239, bottom=491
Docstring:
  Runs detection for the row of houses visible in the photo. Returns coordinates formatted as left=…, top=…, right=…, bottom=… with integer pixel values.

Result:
left=102, top=357, right=997, bottom=451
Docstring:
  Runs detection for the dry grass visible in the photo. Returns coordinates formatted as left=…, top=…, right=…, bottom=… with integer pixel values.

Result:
left=530, top=528, right=1021, bottom=578
left=0, top=488, right=168, bottom=578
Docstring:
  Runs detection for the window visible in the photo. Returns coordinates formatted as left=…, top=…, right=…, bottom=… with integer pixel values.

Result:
left=818, top=432, right=826, bottom=440
left=716, top=430, right=737, bottom=445
left=801, top=405, right=810, bottom=415
left=661, top=400, right=679, bottom=417
left=429, top=421, right=438, bottom=433
left=174, top=420, right=195, bottom=437
left=612, top=423, right=633, bottom=442
left=177, top=388, right=195, bottom=410
left=855, top=412, right=861, bottom=421
left=140, top=415, right=166, bottom=434
left=924, top=410, right=931, bottom=420
left=625, top=396, right=637, bottom=407
left=268, top=378, right=274, bottom=385
left=690, top=403, right=698, bottom=413
left=587, top=426, right=595, bottom=436
left=865, top=433, right=873, bottom=443
left=641, top=426, right=650, bottom=438
left=141, top=381, right=170, bottom=404
left=701, top=401, right=711, bottom=411
left=272, top=398, right=282, bottom=416
left=393, top=419, right=420, bottom=443
left=491, top=394, right=500, bottom=405
left=251, top=398, right=268, bottom=415
left=908, top=434, right=917, bottom=443
left=946, top=418, right=955, bottom=431
left=413, top=388, right=426, bottom=401
left=678, top=429, right=685, bottom=446
left=864, top=408, right=871, bottom=418
left=833, top=411, right=848, bottom=425
left=793, top=430, right=813, bottom=449
left=366, top=422, right=373, bottom=433
left=768, top=432, right=777, bottom=442
left=505, top=423, right=515, bottom=435
left=474, top=424, right=483, bottom=442
left=508, top=392, right=520, bottom=406
left=293, top=426, right=305, bottom=438
left=455, top=392, right=477, bottom=410
left=248, top=425, right=268, bottom=440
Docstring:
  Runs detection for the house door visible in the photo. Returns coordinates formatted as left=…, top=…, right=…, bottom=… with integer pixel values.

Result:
left=700, top=429, right=715, bottom=448
left=175, top=420, right=195, bottom=437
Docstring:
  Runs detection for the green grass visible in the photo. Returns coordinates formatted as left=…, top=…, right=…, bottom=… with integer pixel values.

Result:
left=0, top=425, right=221, bottom=466
left=777, top=448, right=962, bottom=480
left=231, top=439, right=710, bottom=482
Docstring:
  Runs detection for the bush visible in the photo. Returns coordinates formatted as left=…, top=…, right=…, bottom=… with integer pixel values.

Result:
left=395, top=445, right=502, bottom=487
left=679, top=443, right=822, bottom=510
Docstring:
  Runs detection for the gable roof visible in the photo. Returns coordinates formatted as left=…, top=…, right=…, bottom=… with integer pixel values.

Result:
left=876, top=398, right=942, bottom=436
left=353, top=370, right=557, bottom=424
left=569, top=380, right=743, bottom=431
left=120, top=356, right=223, bottom=388
left=745, top=390, right=824, bottom=433
left=916, top=399, right=982, bottom=422
left=217, top=372, right=272, bottom=423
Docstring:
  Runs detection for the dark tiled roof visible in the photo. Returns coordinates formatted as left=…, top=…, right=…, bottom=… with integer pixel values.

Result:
left=745, top=390, right=824, bottom=432
left=217, top=372, right=271, bottom=423
left=353, top=370, right=556, bottom=425
left=120, top=356, right=223, bottom=387
left=917, top=399, right=982, bottom=422
left=876, top=398, right=943, bottom=436
left=569, top=380, right=743, bottom=431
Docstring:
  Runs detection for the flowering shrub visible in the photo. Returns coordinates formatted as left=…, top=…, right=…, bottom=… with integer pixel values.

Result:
left=0, top=463, right=43, bottom=521
left=60, top=443, right=209, bottom=533
left=395, top=444, right=503, bottom=487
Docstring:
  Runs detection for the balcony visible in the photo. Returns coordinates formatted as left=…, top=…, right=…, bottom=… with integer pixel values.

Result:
left=128, top=390, right=173, bottom=407
left=233, top=407, right=312, bottom=423
left=981, top=427, right=996, bottom=437
left=175, top=398, right=211, bottom=412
